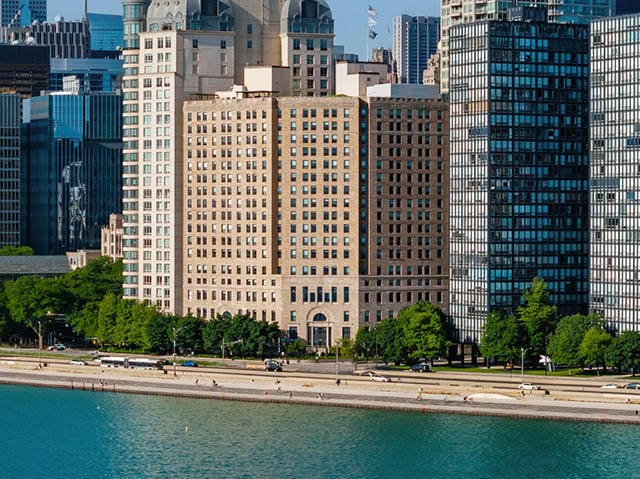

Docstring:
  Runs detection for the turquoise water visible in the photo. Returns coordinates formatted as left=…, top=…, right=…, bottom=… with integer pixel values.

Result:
left=1, top=386, right=639, bottom=479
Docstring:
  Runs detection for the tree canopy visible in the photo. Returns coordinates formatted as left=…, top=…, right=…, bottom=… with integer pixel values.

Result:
left=517, top=277, right=558, bottom=357
left=547, top=314, right=602, bottom=367
left=480, top=311, right=525, bottom=364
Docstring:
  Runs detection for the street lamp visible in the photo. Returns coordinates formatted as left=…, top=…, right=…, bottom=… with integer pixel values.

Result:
left=520, top=347, right=530, bottom=383
left=335, top=342, right=340, bottom=386
left=37, top=320, right=42, bottom=369
left=172, top=327, right=181, bottom=377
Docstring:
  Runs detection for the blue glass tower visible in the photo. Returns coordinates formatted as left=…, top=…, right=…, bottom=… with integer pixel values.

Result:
left=449, top=6, right=590, bottom=343
left=88, top=13, right=124, bottom=53
left=21, top=90, right=123, bottom=255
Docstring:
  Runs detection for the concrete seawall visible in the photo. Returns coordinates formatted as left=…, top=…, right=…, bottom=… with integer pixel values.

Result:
left=2, top=368, right=640, bottom=426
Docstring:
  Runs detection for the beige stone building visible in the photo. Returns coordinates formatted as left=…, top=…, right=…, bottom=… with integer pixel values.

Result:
left=182, top=88, right=449, bottom=347
left=101, top=213, right=124, bottom=260
left=122, top=0, right=337, bottom=314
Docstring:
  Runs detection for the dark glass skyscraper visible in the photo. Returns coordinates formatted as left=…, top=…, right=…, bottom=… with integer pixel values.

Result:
left=22, top=91, right=123, bottom=255
left=88, top=13, right=124, bottom=53
left=449, top=7, right=590, bottom=343
left=0, top=93, right=21, bottom=247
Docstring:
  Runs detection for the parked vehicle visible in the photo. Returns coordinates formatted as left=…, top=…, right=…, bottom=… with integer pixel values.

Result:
left=409, top=363, right=431, bottom=373
left=69, top=359, right=87, bottom=366
left=624, top=383, right=640, bottom=390
left=369, top=372, right=390, bottom=382
left=600, top=383, right=619, bottom=389
left=517, top=383, right=540, bottom=391
left=182, top=360, right=198, bottom=367
left=264, top=360, right=282, bottom=372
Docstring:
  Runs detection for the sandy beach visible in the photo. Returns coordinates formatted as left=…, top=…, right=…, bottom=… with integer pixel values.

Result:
left=2, top=357, right=640, bottom=425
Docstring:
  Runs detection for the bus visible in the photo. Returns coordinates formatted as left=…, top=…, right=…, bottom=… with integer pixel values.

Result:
left=97, top=356, right=164, bottom=370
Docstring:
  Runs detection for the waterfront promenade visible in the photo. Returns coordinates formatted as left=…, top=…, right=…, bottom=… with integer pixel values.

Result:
left=1, top=356, right=640, bottom=425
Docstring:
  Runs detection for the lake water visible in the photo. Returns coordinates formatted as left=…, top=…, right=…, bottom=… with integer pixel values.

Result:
left=1, top=385, right=639, bottom=479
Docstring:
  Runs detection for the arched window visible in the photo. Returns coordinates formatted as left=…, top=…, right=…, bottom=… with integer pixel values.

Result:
left=313, top=313, right=327, bottom=322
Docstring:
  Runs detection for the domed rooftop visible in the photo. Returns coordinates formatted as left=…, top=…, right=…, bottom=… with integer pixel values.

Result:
left=146, top=0, right=234, bottom=32
left=281, top=0, right=334, bottom=34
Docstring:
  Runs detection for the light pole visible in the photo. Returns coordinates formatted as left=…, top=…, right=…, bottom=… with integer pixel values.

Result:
left=520, top=347, right=530, bottom=383
left=172, top=327, right=181, bottom=377
left=335, top=342, right=340, bottom=386
left=37, top=320, right=42, bottom=369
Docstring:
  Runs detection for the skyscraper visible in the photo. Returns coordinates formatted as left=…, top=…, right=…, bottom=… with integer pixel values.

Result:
left=181, top=88, right=449, bottom=343
left=122, top=0, right=336, bottom=314
left=0, top=93, right=21, bottom=247
left=449, top=6, right=590, bottom=343
left=88, top=13, right=124, bottom=54
left=21, top=88, right=123, bottom=255
left=0, top=0, right=46, bottom=27
left=439, top=0, right=614, bottom=94
left=616, top=0, right=640, bottom=14
left=392, top=15, right=440, bottom=85
left=590, top=14, right=640, bottom=332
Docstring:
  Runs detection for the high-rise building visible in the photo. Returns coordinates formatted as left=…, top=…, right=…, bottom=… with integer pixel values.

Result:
left=0, top=93, right=21, bottom=247
left=0, top=0, right=46, bottom=27
left=590, top=14, right=640, bottom=331
left=181, top=90, right=449, bottom=343
left=392, top=15, right=439, bottom=85
left=21, top=88, right=123, bottom=255
left=0, top=44, right=49, bottom=97
left=449, top=6, right=590, bottom=343
left=439, top=0, right=614, bottom=94
left=0, top=18, right=90, bottom=58
left=49, top=58, right=123, bottom=93
left=122, top=0, right=337, bottom=314
left=102, top=213, right=124, bottom=261
left=616, top=0, right=640, bottom=14
left=88, top=13, right=124, bottom=54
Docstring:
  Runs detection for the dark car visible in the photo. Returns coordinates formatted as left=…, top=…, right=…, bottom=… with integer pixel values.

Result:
left=265, top=360, right=282, bottom=372
left=410, top=363, right=431, bottom=373
left=625, top=382, right=640, bottom=390
left=182, top=360, right=198, bottom=367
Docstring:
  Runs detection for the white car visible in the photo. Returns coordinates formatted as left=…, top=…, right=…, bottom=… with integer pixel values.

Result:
left=600, top=383, right=619, bottom=389
left=517, top=383, right=539, bottom=391
left=369, top=373, right=390, bottom=383
left=69, top=359, right=87, bottom=366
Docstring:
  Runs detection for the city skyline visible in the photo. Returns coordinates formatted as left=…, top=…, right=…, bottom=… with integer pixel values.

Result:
left=47, top=0, right=440, bottom=59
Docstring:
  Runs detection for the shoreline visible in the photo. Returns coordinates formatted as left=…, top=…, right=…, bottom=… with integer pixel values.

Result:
left=2, top=365, right=640, bottom=425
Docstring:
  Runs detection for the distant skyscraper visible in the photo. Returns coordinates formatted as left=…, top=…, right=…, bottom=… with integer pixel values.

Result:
left=449, top=6, right=590, bottom=343
left=88, top=13, right=124, bottom=53
left=0, top=44, right=49, bottom=97
left=590, top=14, right=640, bottom=332
left=0, top=0, right=46, bottom=27
left=392, top=15, right=439, bottom=84
left=616, top=0, right=640, bottom=14
left=0, top=18, right=90, bottom=58
left=439, top=0, right=614, bottom=94
left=21, top=88, right=123, bottom=255
left=49, top=58, right=123, bottom=92
left=0, top=93, right=21, bottom=247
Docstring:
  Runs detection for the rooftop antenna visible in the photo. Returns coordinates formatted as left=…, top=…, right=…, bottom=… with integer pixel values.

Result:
left=84, top=0, right=88, bottom=21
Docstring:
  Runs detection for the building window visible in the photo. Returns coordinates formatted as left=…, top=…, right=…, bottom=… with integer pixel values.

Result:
left=192, top=39, right=198, bottom=48
left=342, top=327, right=351, bottom=340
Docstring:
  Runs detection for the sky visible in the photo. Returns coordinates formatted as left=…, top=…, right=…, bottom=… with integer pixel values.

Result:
left=47, top=0, right=441, bottom=59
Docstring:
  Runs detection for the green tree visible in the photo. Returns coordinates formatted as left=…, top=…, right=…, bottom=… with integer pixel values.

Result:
left=96, top=293, right=119, bottom=345
left=284, top=338, right=307, bottom=357
left=375, top=317, right=407, bottom=365
left=517, top=277, right=558, bottom=357
left=480, top=312, right=525, bottom=366
left=0, top=246, right=34, bottom=256
left=147, top=314, right=174, bottom=354
left=176, top=314, right=206, bottom=354
left=202, top=316, right=229, bottom=354
left=400, top=302, right=449, bottom=364
left=354, top=327, right=376, bottom=360
left=607, top=331, right=640, bottom=376
left=579, top=327, right=612, bottom=375
left=547, top=314, right=602, bottom=367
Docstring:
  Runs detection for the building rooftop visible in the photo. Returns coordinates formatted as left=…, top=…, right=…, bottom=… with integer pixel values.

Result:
left=0, top=256, right=71, bottom=276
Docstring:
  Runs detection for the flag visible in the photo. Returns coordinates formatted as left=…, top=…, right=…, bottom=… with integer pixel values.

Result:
left=368, top=5, right=377, bottom=17
left=368, top=29, right=378, bottom=39
left=368, top=17, right=377, bottom=27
